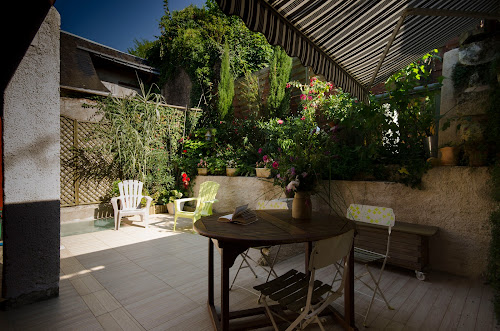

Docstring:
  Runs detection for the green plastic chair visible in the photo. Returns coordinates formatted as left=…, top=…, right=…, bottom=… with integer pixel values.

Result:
left=173, top=181, right=220, bottom=231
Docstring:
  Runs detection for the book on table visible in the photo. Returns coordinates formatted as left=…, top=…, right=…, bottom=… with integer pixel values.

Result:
left=218, top=204, right=257, bottom=225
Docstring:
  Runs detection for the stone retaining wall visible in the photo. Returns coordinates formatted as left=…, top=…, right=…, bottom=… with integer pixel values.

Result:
left=193, top=166, right=494, bottom=278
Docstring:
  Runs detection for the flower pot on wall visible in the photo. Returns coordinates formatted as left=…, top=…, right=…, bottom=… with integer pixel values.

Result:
left=256, top=168, right=271, bottom=178
left=197, top=168, right=208, bottom=176
left=438, top=147, right=459, bottom=166
left=226, top=168, right=237, bottom=177
left=292, top=191, right=312, bottom=219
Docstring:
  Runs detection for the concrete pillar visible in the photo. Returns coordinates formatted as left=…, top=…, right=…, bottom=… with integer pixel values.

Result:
left=2, top=7, right=61, bottom=307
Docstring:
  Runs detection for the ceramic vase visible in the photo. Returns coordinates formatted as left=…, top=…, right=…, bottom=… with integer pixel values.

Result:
left=292, top=191, right=312, bottom=219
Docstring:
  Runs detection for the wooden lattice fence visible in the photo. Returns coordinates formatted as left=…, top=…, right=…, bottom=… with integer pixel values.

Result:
left=60, top=116, right=111, bottom=206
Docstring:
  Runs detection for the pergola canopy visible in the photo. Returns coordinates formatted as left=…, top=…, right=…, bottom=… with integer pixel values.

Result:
left=216, top=0, right=499, bottom=102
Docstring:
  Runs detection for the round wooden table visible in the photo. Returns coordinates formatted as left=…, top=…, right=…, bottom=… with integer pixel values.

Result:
left=194, top=209, right=357, bottom=331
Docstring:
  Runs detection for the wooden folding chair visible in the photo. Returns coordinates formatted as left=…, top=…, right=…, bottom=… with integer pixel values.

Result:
left=254, top=229, right=355, bottom=331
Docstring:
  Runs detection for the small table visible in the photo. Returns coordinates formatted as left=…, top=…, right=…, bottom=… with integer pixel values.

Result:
left=194, top=209, right=357, bottom=330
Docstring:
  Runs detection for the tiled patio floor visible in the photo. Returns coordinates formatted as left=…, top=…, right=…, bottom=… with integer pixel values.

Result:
left=0, top=214, right=497, bottom=330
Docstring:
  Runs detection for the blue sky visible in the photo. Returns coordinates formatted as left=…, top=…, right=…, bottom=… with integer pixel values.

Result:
left=55, top=0, right=206, bottom=54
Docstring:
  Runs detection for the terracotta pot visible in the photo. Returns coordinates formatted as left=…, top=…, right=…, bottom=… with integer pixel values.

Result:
left=226, top=168, right=237, bottom=176
left=197, top=168, right=208, bottom=176
left=292, top=191, right=312, bottom=219
left=256, top=168, right=271, bottom=178
left=438, top=147, right=458, bottom=166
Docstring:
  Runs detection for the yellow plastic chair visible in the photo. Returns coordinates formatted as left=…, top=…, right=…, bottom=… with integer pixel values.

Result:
left=173, top=181, right=220, bottom=231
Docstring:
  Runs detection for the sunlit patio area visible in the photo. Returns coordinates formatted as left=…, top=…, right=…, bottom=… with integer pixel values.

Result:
left=0, top=215, right=495, bottom=330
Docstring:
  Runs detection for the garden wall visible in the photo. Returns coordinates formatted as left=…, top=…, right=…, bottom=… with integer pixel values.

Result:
left=193, top=166, right=494, bottom=278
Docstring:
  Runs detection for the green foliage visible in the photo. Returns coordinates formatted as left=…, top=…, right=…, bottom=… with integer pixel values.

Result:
left=217, top=41, right=234, bottom=119
left=147, top=0, right=272, bottom=126
left=127, top=38, right=155, bottom=58
left=258, top=117, right=335, bottom=192
left=452, top=62, right=493, bottom=90
left=240, top=69, right=262, bottom=117
left=79, top=81, right=200, bottom=203
left=266, top=46, right=292, bottom=118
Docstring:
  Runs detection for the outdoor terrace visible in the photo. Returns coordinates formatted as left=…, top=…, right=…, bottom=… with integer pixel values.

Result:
left=0, top=214, right=496, bottom=331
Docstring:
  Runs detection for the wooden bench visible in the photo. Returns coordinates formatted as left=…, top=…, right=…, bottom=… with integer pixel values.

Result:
left=354, top=220, right=438, bottom=280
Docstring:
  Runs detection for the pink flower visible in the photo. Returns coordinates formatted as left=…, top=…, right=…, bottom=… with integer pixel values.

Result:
left=301, top=116, right=305, bottom=120
left=286, top=83, right=291, bottom=88
left=272, top=161, right=279, bottom=169
left=300, top=94, right=306, bottom=100
left=258, top=148, right=263, bottom=154
left=308, top=96, right=313, bottom=100
left=277, top=119, right=284, bottom=125
left=263, top=155, right=269, bottom=163
left=286, top=177, right=300, bottom=191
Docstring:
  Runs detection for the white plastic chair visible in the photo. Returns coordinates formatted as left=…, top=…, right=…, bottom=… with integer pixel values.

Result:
left=254, top=229, right=355, bottom=331
left=229, top=199, right=291, bottom=292
left=110, top=180, right=152, bottom=230
left=346, top=203, right=395, bottom=326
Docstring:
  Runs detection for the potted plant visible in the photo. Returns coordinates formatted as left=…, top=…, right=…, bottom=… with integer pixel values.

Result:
left=226, top=159, right=238, bottom=176
left=165, top=189, right=184, bottom=214
left=208, top=154, right=226, bottom=175
left=197, top=158, right=208, bottom=175
left=255, top=154, right=272, bottom=178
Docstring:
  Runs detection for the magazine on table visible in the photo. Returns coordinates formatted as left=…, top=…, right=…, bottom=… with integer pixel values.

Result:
left=218, top=204, right=257, bottom=225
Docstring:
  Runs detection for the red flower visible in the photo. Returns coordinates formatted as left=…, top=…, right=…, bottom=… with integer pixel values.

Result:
left=301, top=116, right=305, bottom=120
left=182, top=150, right=187, bottom=153
left=300, top=94, right=306, bottom=100
left=272, top=161, right=279, bottom=169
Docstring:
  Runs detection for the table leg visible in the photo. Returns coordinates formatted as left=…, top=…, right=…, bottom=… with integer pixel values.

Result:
left=206, top=241, right=246, bottom=331
left=207, top=239, right=221, bottom=330
left=209, top=239, right=214, bottom=306
left=221, top=246, right=231, bottom=330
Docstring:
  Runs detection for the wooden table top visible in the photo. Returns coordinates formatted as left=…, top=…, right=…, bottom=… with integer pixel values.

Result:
left=194, top=209, right=356, bottom=247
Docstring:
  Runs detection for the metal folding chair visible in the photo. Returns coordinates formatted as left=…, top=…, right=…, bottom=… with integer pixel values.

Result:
left=229, top=199, right=291, bottom=292
left=346, top=204, right=395, bottom=326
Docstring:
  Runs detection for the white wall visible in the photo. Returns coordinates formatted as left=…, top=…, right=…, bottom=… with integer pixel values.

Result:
left=2, top=7, right=61, bottom=305
left=4, top=7, right=61, bottom=204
